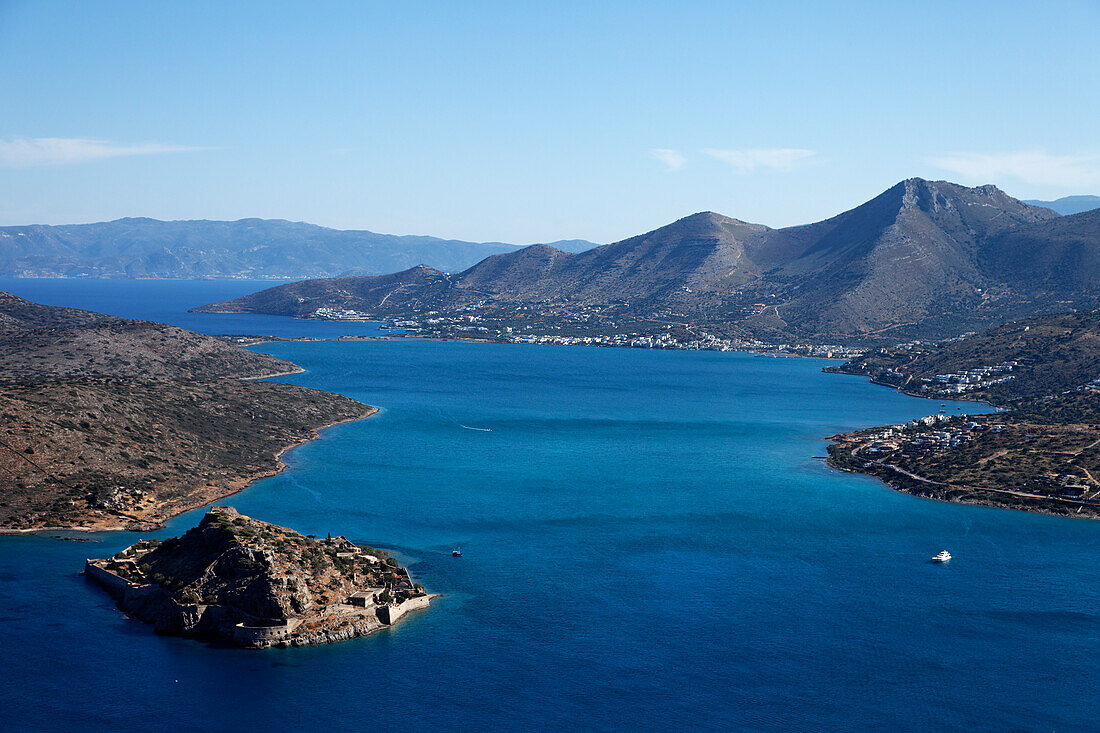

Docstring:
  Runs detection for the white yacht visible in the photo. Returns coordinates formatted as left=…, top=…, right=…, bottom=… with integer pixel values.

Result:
left=932, top=550, right=951, bottom=563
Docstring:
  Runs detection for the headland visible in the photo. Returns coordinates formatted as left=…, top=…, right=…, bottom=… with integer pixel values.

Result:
left=0, top=292, right=376, bottom=532
left=825, top=309, right=1100, bottom=518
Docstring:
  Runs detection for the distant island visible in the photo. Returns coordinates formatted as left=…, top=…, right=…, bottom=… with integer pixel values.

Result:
left=86, top=507, right=432, bottom=648
left=825, top=308, right=1100, bottom=517
left=0, top=292, right=374, bottom=532
left=193, top=178, right=1100, bottom=346
left=0, top=217, right=596, bottom=280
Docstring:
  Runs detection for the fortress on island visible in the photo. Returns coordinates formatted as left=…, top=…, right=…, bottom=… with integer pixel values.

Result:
left=85, top=507, right=432, bottom=648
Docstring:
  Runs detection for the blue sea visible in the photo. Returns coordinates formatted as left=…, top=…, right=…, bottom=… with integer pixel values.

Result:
left=1, top=280, right=1099, bottom=732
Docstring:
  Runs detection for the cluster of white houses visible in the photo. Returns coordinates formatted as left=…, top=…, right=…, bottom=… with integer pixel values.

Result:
left=856, top=415, right=1004, bottom=457
left=313, top=307, right=373, bottom=320
left=918, top=361, right=1019, bottom=395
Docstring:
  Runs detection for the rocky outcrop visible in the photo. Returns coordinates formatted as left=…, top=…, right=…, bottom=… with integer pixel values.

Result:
left=85, top=507, right=432, bottom=648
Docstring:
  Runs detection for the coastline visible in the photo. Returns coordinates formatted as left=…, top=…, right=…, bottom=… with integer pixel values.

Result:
left=828, top=455, right=1100, bottom=520
left=6, top=315, right=1078, bottom=532
left=0, top=405, right=378, bottom=536
left=241, top=365, right=307, bottom=380
left=822, top=371, right=1100, bottom=520
left=844, top=369, right=1001, bottom=410
left=241, top=329, right=850, bottom=360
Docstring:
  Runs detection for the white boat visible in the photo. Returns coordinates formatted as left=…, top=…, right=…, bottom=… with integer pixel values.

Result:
left=931, top=550, right=951, bottom=563
left=452, top=548, right=462, bottom=557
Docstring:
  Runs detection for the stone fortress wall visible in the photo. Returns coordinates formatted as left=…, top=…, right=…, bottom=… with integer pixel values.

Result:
left=377, top=594, right=432, bottom=625
left=84, top=560, right=135, bottom=597
left=233, top=618, right=302, bottom=644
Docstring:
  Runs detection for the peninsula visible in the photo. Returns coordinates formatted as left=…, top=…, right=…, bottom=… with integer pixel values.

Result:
left=825, top=309, right=1100, bottom=517
left=0, top=293, right=374, bottom=532
left=86, top=507, right=432, bottom=648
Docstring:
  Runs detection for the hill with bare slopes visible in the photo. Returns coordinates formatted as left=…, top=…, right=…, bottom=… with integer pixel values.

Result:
left=195, top=178, right=1100, bottom=343
left=0, top=295, right=373, bottom=531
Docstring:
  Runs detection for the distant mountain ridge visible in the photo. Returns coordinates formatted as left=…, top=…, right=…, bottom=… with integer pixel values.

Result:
left=0, top=217, right=597, bottom=279
left=197, top=178, right=1100, bottom=342
left=767, top=179, right=1059, bottom=337
left=1024, top=195, right=1100, bottom=216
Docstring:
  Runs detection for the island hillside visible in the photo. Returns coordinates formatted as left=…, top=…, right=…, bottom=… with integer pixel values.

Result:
left=0, top=293, right=374, bottom=532
left=0, top=291, right=304, bottom=381
left=85, top=507, right=432, bottom=648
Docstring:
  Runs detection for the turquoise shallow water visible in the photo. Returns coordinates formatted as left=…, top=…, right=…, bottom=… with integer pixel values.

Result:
left=1, top=280, right=1099, bottom=731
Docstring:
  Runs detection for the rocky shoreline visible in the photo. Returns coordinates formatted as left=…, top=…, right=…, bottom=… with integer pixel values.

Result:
left=85, top=507, right=433, bottom=649
left=0, top=404, right=377, bottom=535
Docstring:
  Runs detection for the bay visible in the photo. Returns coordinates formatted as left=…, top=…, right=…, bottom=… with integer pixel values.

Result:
left=0, top=280, right=1097, bottom=732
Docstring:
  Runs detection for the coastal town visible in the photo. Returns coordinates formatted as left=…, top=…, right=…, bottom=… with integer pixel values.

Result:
left=832, top=413, right=1006, bottom=461
left=918, top=361, right=1019, bottom=395
left=311, top=305, right=865, bottom=358
left=865, top=357, right=1021, bottom=396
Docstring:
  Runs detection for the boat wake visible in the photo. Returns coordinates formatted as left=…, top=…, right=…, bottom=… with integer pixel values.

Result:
left=460, top=425, right=493, bottom=432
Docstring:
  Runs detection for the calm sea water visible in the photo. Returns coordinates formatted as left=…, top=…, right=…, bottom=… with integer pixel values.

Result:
left=1, top=280, right=1098, bottom=732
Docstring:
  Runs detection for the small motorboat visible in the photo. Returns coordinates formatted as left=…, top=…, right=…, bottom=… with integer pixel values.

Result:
left=931, top=550, right=951, bottom=563
left=452, top=548, right=462, bottom=557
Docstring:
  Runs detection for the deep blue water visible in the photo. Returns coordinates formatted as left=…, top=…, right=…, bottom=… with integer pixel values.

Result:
left=1, top=281, right=1099, bottom=732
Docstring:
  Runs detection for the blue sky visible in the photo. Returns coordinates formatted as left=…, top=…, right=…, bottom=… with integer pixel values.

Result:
left=1, top=1, right=1097, bottom=242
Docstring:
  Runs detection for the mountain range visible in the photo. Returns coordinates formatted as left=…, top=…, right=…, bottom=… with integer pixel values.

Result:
left=1023, top=195, right=1100, bottom=216
left=0, top=217, right=596, bottom=279
left=197, top=178, right=1100, bottom=343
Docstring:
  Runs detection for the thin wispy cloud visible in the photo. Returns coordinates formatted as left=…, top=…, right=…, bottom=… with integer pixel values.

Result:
left=702, top=148, right=815, bottom=173
left=928, top=150, right=1100, bottom=188
left=0, top=137, right=209, bottom=167
left=651, top=148, right=687, bottom=172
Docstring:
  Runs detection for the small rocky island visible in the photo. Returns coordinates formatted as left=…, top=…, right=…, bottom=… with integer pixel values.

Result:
left=85, top=507, right=432, bottom=648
